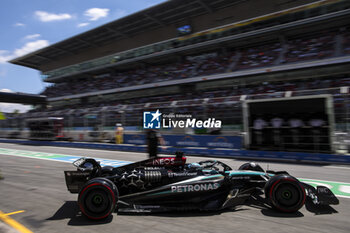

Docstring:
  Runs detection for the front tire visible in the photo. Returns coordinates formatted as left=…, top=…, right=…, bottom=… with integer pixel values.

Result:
left=265, top=175, right=306, bottom=213
left=78, top=178, right=118, bottom=220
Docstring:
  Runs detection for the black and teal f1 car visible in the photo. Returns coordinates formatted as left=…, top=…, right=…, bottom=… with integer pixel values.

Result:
left=64, top=152, right=339, bottom=220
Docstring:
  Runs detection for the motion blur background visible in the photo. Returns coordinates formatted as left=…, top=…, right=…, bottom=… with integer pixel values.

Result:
left=1, top=0, right=350, bottom=155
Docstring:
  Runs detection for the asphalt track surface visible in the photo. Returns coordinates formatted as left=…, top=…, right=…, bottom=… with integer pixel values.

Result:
left=0, top=142, right=350, bottom=233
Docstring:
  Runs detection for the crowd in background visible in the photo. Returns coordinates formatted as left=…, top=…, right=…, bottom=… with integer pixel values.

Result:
left=285, top=33, right=336, bottom=63
left=237, top=43, right=281, bottom=69
left=30, top=76, right=350, bottom=117
left=41, top=31, right=350, bottom=98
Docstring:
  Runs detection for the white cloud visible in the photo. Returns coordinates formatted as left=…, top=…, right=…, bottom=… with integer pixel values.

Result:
left=0, top=89, right=31, bottom=113
left=24, top=34, right=41, bottom=40
left=35, top=11, right=72, bottom=22
left=0, top=40, right=49, bottom=64
left=13, top=40, right=49, bottom=57
left=0, top=89, right=12, bottom=93
left=84, top=8, right=109, bottom=21
left=14, top=22, right=25, bottom=27
left=0, top=103, right=32, bottom=113
left=77, top=22, right=89, bottom=28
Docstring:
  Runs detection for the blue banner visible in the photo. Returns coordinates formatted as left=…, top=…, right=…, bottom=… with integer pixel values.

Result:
left=123, top=134, right=242, bottom=149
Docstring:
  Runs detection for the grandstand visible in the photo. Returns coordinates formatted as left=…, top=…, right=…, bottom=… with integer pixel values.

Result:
left=3, top=0, right=350, bottom=153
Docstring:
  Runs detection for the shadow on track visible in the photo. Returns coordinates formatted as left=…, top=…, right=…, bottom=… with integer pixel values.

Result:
left=118, top=206, right=305, bottom=218
left=248, top=196, right=338, bottom=217
left=305, top=198, right=338, bottom=215
left=246, top=197, right=304, bottom=218
left=117, top=208, right=243, bottom=217
left=260, top=209, right=304, bottom=217
left=47, top=201, right=113, bottom=226
left=47, top=198, right=337, bottom=224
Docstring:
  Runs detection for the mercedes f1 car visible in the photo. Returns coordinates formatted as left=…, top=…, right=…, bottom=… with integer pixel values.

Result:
left=64, top=152, right=339, bottom=219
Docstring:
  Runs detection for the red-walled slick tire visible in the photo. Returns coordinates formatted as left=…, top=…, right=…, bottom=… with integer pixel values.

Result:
left=78, top=178, right=118, bottom=220
left=265, top=174, right=306, bottom=213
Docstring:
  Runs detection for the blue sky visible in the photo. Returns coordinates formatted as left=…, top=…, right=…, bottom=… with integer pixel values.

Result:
left=0, top=0, right=165, bottom=112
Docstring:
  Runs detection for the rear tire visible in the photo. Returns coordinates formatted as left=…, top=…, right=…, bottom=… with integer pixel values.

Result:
left=265, top=175, right=305, bottom=213
left=78, top=178, right=118, bottom=220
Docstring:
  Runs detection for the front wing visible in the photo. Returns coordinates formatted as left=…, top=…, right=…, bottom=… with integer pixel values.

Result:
left=302, top=183, right=339, bottom=205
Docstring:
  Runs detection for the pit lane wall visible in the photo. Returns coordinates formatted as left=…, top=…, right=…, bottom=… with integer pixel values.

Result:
left=0, top=130, right=243, bottom=149
left=124, top=134, right=243, bottom=149
left=0, top=138, right=349, bottom=165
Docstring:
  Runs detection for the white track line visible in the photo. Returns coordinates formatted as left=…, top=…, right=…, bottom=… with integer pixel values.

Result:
left=12, top=144, right=235, bottom=162
left=299, top=177, right=350, bottom=185
left=0, top=152, right=72, bottom=163
left=36, top=145, right=146, bottom=155
left=324, top=165, right=350, bottom=170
